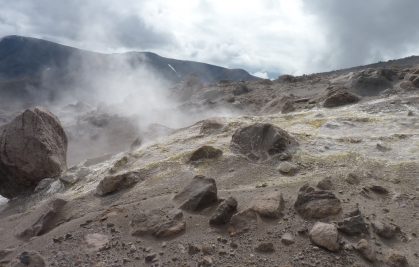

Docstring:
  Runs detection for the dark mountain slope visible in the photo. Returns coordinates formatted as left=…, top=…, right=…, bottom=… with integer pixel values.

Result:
left=0, top=35, right=258, bottom=104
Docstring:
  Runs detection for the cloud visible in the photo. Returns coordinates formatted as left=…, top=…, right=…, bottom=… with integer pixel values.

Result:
left=252, top=71, right=269, bottom=79
left=302, top=0, right=419, bottom=71
left=0, top=0, right=175, bottom=51
left=1, top=0, right=419, bottom=74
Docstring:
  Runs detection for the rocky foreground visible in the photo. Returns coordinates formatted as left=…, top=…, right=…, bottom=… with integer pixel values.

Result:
left=0, top=65, right=419, bottom=267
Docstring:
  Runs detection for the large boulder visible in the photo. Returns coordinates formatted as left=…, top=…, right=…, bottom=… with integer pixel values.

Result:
left=323, top=87, right=360, bottom=108
left=230, top=123, right=298, bottom=162
left=174, top=175, right=218, bottom=211
left=0, top=107, right=67, bottom=198
left=349, top=69, right=394, bottom=96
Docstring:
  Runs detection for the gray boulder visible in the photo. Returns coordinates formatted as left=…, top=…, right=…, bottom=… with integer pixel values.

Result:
left=174, top=175, right=218, bottom=211
left=230, top=123, right=298, bottom=162
left=294, top=184, right=342, bottom=219
left=309, top=222, right=340, bottom=252
left=323, top=87, right=360, bottom=108
left=0, top=107, right=67, bottom=198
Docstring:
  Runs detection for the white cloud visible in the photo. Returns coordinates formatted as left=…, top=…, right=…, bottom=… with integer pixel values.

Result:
left=252, top=71, right=269, bottom=79
left=1, top=0, right=419, bottom=74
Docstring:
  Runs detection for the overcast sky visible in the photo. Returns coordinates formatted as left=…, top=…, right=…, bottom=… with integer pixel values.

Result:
left=1, top=0, right=419, bottom=78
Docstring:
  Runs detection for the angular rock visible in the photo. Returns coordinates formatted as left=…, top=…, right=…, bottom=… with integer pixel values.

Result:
left=254, top=242, right=275, bottom=253
left=349, top=69, right=394, bottom=96
left=230, top=123, right=298, bottom=162
left=371, top=220, right=400, bottom=239
left=174, top=175, right=218, bottom=211
left=0, top=107, right=68, bottom=198
left=355, top=239, right=376, bottom=262
left=85, top=233, right=109, bottom=252
left=17, top=198, right=67, bottom=240
left=294, top=185, right=342, bottom=219
left=228, top=209, right=259, bottom=236
left=0, top=248, right=14, bottom=260
left=277, top=162, right=298, bottom=175
left=233, top=84, right=250, bottom=96
left=96, top=171, right=142, bottom=196
left=385, top=250, right=408, bottom=267
left=323, top=88, right=360, bottom=108
left=337, top=209, right=368, bottom=235
left=317, top=177, right=333, bottom=190
left=199, top=119, right=224, bottom=135
left=189, top=146, right=223, bottom=162
left=309, top=222, right=340, bottom=252
left=209, top=197, right=237, bottom=225
left=369, top=185, right=389, bottom=195
left=11, top=251, right=46, bottom=267
left=250, top=192, right=284, bottom=219
left=130, top=209, right=186, bottom=238
left=281, top=233, right=295, bottom=245
left=346, top=172, right=361, bottom=185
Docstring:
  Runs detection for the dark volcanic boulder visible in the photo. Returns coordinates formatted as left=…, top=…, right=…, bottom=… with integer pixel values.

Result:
left=230, top=123, right=298, bottom=162
left=349, top=69, right=394, bottom=96
left=323, top=88, right=360, bottom=108
left=294, top=184, right=342, bottom=219
left=174, top=175, right=218, bottom=211
left=0, top=107, right=67, bottom=198
left=189, top=146, right=223, bottom=162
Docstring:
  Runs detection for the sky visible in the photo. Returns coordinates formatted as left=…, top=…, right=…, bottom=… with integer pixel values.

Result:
left=1, top=0, right=419, bottom=78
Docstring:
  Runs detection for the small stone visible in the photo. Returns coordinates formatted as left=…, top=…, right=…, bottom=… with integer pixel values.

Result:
left=277, top=162, right=298, bottom=175
left=371, top=221, right=399, bottom=239
left=337, top=209, right=368, bottom=235
left=317, top=177, right=333, bottom=190
left=369, top=185, right=389, bottom=195
left=188, top=244, right=201, bottom=255
left=96, top=171, right=142, bottom=196
left=251, top=192, right=284, bottom=219
left=11, top=251, right=46, bottom=267
left=355, top=239, right=376, bottom=262
left=254, top=242, right=275, bottom=253
left=85, top=233, right=109, bottom=252
left=385, top=250, right=408, bottom=267
left=189, top=146, right=223, bottom=162
left=209, top=197, right=237, bottom=225
left=281, top=233, right=295, bottom=245
left=309, top=222, right=340, bottom=252
left=145, top=253, right=157, bottom=263
left=199, top=256, right=213, bottom=267
left=346, top=173, right=360, bottom=185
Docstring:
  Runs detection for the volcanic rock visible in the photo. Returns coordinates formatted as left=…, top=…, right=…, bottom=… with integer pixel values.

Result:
left=0, top=107, right=67, bottom=198
left=96, top=171, right=143, bottom=196
left=17, top=198, right=67, bottom=240
left=309, top=222, right=340, bottom=252
left=174, top=175, right=218, bottom=211
left=355, top=239, right=376, bottom=262
left=323, top=88, right=360, bottom=108
left=277, top=161, right=298, bottom=175
left=230, top=123, right=298, bottom=162
left=209, top=197, right=237, bottom=225
left=189, top=146, right=223, bottom=162
left=384, top=250, right=408, bottom=267
left=11, top=251, right=46, bottom=267
left=371, top=220, right=400, bottom=239
left=250, top=192, right=284, bottom=219
left=130, top=209, right=186, bottom=238
left=337, top=209, right=368, bottom=235
left=294, top=184, right=342, bottom=219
